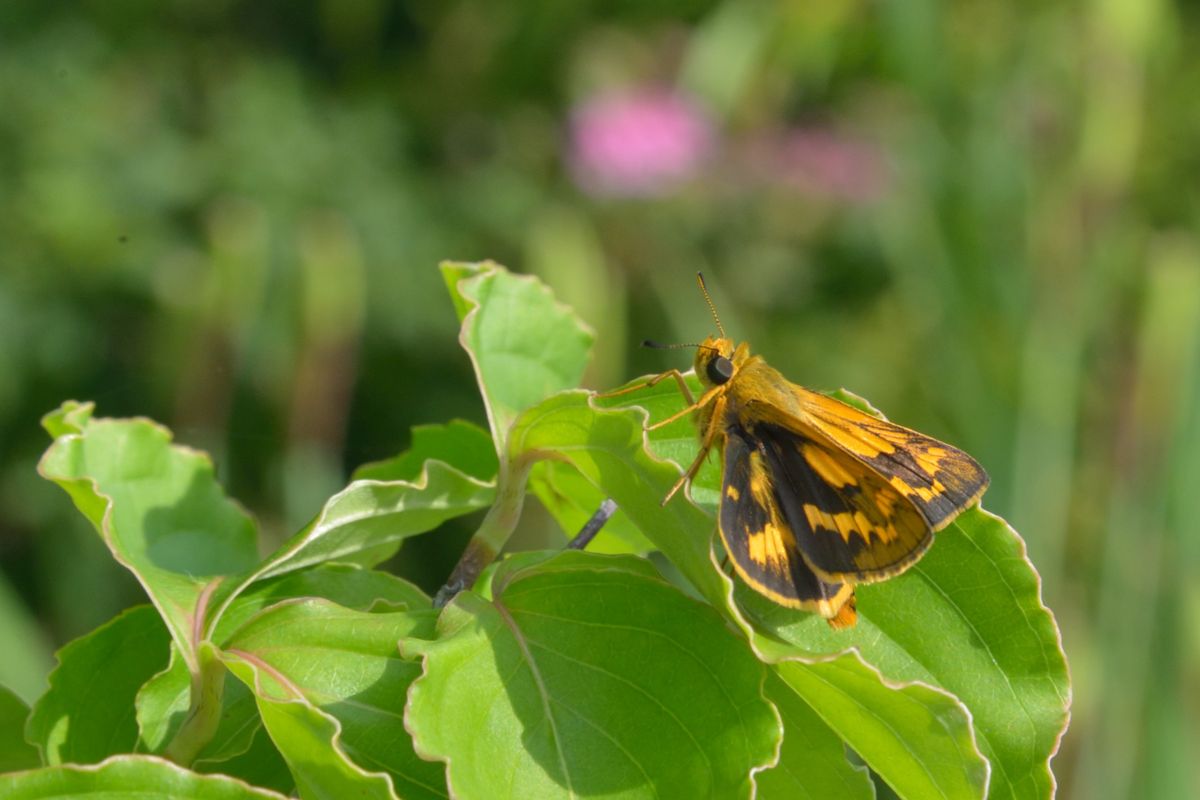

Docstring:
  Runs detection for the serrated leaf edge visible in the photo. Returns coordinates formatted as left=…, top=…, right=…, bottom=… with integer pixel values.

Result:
left=441, top=260, right=596, bottom=453
left=948, top=504, right=1072, bottom=794
left=0, top=752, right=291, bottom=798
left=708, top=537, right=991, bottom=799
left=37, top=414, right=258, bottom=673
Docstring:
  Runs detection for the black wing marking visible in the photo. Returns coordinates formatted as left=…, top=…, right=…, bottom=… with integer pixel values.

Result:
left=756, top=422, right=935, bottom=583
left=718, top=424, right=853, bottom=614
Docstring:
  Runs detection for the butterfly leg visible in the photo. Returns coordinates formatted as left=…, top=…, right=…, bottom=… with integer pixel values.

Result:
left=596, top=369, right=696, bottom=405
left=661, top=443, right=711, bottom=506
left=660, top=395, right=727, bottom=505
left=647, top=384, right=723, bottom=431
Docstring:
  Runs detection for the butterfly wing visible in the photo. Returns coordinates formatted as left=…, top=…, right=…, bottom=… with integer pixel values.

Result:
left=752, top=422, right=938, bottom=583
left=733, top=380, right=988, bottom=584
left=717, top=422, right=856, bottom=619
left=789, top=388, right=989, bottom=528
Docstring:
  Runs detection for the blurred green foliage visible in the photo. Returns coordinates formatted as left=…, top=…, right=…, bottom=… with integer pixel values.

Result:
left=0, top=1, right=1196, bottom=797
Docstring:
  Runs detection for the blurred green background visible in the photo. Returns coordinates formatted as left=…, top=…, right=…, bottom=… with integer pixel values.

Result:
left=1, top=1, right=1196, bottom=796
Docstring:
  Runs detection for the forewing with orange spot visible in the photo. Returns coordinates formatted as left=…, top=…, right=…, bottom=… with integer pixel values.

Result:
left=787, top=388, right=989, bottom=529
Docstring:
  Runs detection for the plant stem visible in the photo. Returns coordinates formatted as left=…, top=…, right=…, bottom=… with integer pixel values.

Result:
left=164, top=644, right=225, bottom=766
left=434, top=454, right=535, bottom=607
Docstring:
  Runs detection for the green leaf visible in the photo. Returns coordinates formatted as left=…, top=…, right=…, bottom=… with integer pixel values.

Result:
left=197, top=726, right=293, bottom=796
left=441, top=261, right=594, bottom=448
left=135, top=645, right=190, bottom=754
left=746, top=508, right=1069, bottom=799
left=773, top=656, right=987, bottom=799
left=755, top=670, right=873, bottom=799
left=0, top=755, right=289, bottom=798
left=527, top=460, right=655, bottom=554
left=138, top=566, right=429, bottom=768
left=39, top=400, right=95, bottom=440
left=0, top=686, right=39, bottom=772
left=508, top=391, right=726, bottom=608
left=402, top=551, right=779, bottom=800
left=136, top=652, right=292, bottom=791
left=37, top=405, right=259, bottom=668
left=258, top=467, right=491, bottom=580
left=232, top=686, right=396, bottom=800
left=594, top=371, right=723, bottom=507
left=222, top=598, right=445, bottom=800
left=212, top=564, right=431, bottom=644
left=26, top=605, right=171, bottom=765
left=353, top=419, right=498, bottom=483
left=0, top=576, right=53, bottom=708
left=590, top=377, right=1067, bottom=797
left=209, top=464, right=492, bottom=631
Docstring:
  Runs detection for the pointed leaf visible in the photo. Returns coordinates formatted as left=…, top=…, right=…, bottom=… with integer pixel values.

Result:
left=441, top=261, right=593, bottom=447
left=212, top=564, right=430, bottom=644
left=260, top=466, right=494, bottom=580
left=403, top=551, right=778, bottom=800
left=38, top=405, right=259, bottom=667
left=39, top=401, right=95, bottom=440
left=222, top=599, right=444, bottom=800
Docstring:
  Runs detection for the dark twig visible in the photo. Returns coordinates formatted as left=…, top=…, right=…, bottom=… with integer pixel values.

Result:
left=567, top=498, right=618, bottom=550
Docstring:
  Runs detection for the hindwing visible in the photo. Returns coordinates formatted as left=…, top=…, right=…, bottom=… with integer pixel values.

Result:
left=717, top=423, right=856, bottom=620
left=753, top=422, right=935, bottom=583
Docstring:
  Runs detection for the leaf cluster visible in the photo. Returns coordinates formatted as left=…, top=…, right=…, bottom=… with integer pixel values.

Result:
left=0, top=262, right=1069, bottom=799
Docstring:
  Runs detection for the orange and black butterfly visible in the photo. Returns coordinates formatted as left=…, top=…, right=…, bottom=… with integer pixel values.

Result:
left=627, top=274, right=988, bottom=627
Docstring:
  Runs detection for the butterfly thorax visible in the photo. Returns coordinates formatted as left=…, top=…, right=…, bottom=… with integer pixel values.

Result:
left=693, top=338, right=796, bottom=421
left=693, top=337, right=805, bottom=446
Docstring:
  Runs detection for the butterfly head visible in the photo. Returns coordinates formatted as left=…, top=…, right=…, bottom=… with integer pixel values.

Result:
left=692, top=336, right=734, bottom=388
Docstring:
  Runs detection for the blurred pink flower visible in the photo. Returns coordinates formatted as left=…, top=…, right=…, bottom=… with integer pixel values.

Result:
left=758, top=126, right=888, bottom=204
left=568, top=88, right=714, bottom=197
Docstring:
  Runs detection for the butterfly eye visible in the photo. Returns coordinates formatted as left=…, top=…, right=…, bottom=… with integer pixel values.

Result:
left=708, top=356, right=734, bottom=385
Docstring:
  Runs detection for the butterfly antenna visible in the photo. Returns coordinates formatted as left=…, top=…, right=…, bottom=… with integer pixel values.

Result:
left=696, top=272, right=726, bottom=338
left=642, top=340, right=721, bottom=357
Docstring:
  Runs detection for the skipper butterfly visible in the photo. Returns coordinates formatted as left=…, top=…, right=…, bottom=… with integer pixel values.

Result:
left=622, top=274, right=989, bottom=628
